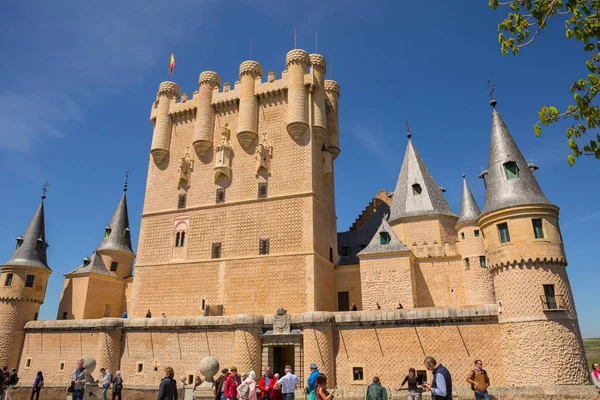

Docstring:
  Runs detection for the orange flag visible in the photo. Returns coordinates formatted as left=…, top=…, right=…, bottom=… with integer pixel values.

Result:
left=169, top=52, right=175, bottom=75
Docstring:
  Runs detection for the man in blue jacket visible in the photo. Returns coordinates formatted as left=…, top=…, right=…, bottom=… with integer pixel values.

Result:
left=306, top=363, right=320, bottom=397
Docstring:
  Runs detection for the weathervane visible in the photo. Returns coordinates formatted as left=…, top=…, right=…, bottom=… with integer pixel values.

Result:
left=485, top=79, right=497, bottom=107
left=405, top=121, right=412, bottom=139
left=41, top=181, right=50, bottom=200
left=124, top=169, right=131, bottom=192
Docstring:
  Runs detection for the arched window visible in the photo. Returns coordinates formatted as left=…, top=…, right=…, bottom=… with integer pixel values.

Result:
left=104, top=226, right=112, bottom=238
left=173, top=218, right=189, bottom=249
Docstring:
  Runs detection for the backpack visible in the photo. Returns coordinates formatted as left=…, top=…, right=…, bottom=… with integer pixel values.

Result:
left=237, top=381, right=250, bottom=400
left=113, top=377, right=123, bottom=393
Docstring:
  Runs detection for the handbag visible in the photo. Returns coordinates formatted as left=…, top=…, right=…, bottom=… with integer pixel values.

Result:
left=67, top=382, right=75, bottom=393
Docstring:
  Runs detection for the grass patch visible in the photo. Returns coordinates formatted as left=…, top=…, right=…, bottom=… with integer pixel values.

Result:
left=584, top=338, right=600, bottom=369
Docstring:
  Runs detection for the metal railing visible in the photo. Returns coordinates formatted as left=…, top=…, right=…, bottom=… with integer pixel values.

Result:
left=540, top=295, right=565, bottom=310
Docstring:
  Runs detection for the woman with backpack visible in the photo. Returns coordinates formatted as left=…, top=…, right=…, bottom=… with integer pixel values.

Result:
left=237, top=371, right=257, bottom=400
left=112, top=371, right=123, bottom=400
left=158, top=367, right=178, bottom=400
left=30, top=372, right=43, bottom=400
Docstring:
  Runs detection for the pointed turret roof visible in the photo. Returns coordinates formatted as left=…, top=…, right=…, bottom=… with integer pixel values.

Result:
left=481, top=105, right=553, bottom=215
left=66, top=251, right=116, bottom=277
left=456, top=175, right=481, bottom=226
left=3, top=198, right=50, bottom=270
left=358, top=216, right=411, bottom=256
left=389, top=139, right=456, bottom=222
left=97, top=186, right=134, bottom=254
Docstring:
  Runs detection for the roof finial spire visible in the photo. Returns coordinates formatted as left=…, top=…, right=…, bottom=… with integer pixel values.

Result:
left=485, top=79, right=497, bottom=107
left=41, top=181, right=50, bottom=200
left=462, top=173, right=466, bottom=178
left=124, top=169, right=131, bottom=192
left=405, top=121, right=412, bottom=139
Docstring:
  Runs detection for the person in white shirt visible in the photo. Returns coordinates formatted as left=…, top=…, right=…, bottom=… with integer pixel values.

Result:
left=99, top=368, right=112, bottom=400
left=275, top=366, right=300, bottom=400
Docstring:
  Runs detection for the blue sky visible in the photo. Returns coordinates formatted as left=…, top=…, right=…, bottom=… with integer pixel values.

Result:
left=1, top=1, right=598, bottom=337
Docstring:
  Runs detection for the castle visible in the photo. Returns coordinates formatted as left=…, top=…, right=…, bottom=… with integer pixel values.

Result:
left=0, top=48, right=593, bottom=397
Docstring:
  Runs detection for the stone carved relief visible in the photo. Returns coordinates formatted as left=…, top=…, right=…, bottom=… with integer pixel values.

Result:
left=178, top=146, right=194, bottom=187
left=215, top=124, right=233, bottom=181
left=273, top=308, right=290, bottom=335
left=256, top=132, right=273, bottom=176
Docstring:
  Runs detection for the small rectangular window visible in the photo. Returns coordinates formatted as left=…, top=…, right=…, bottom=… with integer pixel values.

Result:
left=26, top=358, right=32, bottom=368
left=341, top=246, right=350, bottom=257
left=25, top=275, right=35, bottom=287
left=35, top=240, right=43, bottom=251
left=201, top=297, right=206, bottom=310
left=532, top=219, right=544, bottom=239
left=211, top=242, right=222, bottom=259
left=4, top=273, right=13, bottom=287
left=543, top=284, right=558, bottom=310
left=465, top=257, right=470, bottom=270
left=110, top=262, right=118, bottom=272
left=258, top=183, right=268, bottom=198
left=352, top=367, right=364, bottom=382
left=62, top=312, right=68, bottom=320
left=59, top=362, right=65, bottom=371
left=498, top=223, right=511, bottom=243
left=380, top=232, right=391, bottom=245
left=137, top=363, right=144, bottom=374
left=417, top=370, right=427, bottom=382
left=329, top=247, right=333, bottom=263
left=178, top=193, right=187, bottom=209
left=474, top=230, right=480, bottom=238
left=216, top=188, right=226, bottom=203
left=259, top=238, right=270, bottom=255
left=461, top=232, right=465, bottom=240
left=187, top=374, right=194, bottom=385
left=34, top=312, right=38, bottom=321
left=504, top=161, right=519, bottom=179
left=479, top=256, right=487, bottom=268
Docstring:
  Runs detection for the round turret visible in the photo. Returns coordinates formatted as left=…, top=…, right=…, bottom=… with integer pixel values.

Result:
left=237, top=61, right=262, bottom=149
left=193, top=71, right=221, bottom=156
left=286, top=49, right=310, bottom=140
left=310, top=54, right=327, bottom=145
left=151, top=81, right=181, bottom=164
left=324, top=80, right=340, bottom=158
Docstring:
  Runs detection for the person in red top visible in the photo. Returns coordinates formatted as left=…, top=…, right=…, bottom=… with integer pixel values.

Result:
left=224, top=367, right=242, bottom=400
left=258, top=367, right=277, bottom=400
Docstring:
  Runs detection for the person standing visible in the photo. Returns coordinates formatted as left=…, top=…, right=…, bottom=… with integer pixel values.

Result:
left=366, top=376, right=387, bottom=400
left=5, top=369, right=18, bottom=400
left=395, top=368, right=422, bottom=400
left=422, top=357, right=452, bottom=400
left=99, top=368, right=113, bottom=400
left=112, top=371, right=123, bottom=400
left=258, top=367, right=277, bottom=400
left=350, top=303, right=358, bottom=311
left=0, top=366, right=8, bottom=400
left=466, top=360, right=490, bottom=400
left=306, top=363, right=320, bottom=400
left=315, top=375, right=336, bottom=400
left=146, top=310, right=152, bottom=318
left=592, top=362, right=600, bottom=395
left=237, top=371, right=257, bottom=400
left=158, top=367, right=178, bottom=400
left=273, top=374, right=282, bottom=400
left=72, top=359, right=89, bottom=400
left=122, top=312, right=128, bottom=318
left=224, top=367, right=241, bottom=400
left=213, top=369, right=229, bottom=400
left=30, top=371, right=44, bottom=400
left=276, top=365, right=300, bottom=400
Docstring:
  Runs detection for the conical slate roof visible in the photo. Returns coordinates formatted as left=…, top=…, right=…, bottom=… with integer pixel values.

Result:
left=456, top=175, right=481, bottom=226
left=358, top=216, right=411, bottom=256
left=481, top=107, right=553, bottom=215
left=3, top=200, right=50, bottom=270
left=389, top=139, right=456, bottom=222
left=97, top=190, right=134, bottom=254
left=66, top=251, right=116, bottom=277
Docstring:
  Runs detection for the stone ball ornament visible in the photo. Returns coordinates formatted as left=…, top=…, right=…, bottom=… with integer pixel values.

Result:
left=82, top=356, right=97, bottom=375
left=199, top=356, right=219, bottom=382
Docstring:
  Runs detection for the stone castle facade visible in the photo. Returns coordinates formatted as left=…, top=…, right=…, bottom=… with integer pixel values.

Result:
left=0, top=48, right=593, bottom=397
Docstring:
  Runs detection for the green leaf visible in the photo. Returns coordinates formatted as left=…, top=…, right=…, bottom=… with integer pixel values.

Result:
left=586, top=60, right=595, bottom=72
left=588, top=74, right=600, bottom=85
left=568, top=155, right=576, bottom=166
left=533, top=124, right=543, bottom=137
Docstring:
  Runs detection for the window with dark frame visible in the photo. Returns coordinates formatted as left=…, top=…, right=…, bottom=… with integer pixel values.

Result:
left=178, top=193, right=187, bottom=209
left=34, top=313, right=38, bottom=321
left=104, top=227, right=111, bottom=238
left=412, top=184, right=422, bottom=195
left=479, top=256, right=487, bottom=268
left=258, top=183, right=268, bottom=198
left=465, top=257, right=470, bottom=270
left=25, top=274, right=35, bottom=288
left=352, top=367, right=364, bottom=381
left=504, top=161, right=519, bottom=179
left=498, top=223, right=511, bottom=243
left=211, top=242, right=222, bottom=259
left=4, top=273, right=13, bottom=287
left=259, top=238, right=270, bottom=255
left=543, top=284, right=558, bottom=309
left=216, top=188, right=226, bottom=203
left=62, top=312, right=68, bottom=320
left=474, top=229, right=480, bottom=238
left=532, top=219, right=544, bottom=239
left=35, top=239, right=43, bottom=251
left=175, top=231, right=186, bottom=248
left=461, top=232, right=465, bottom=240
left=329, top=247, right=333, bottom=263
left=380, top=232, right=391, bottom=245
left=110, top=262, right=118, bottom=272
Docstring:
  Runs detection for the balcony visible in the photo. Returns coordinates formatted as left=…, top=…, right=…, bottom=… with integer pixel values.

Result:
left=540, top=295, right=566, bottom=311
